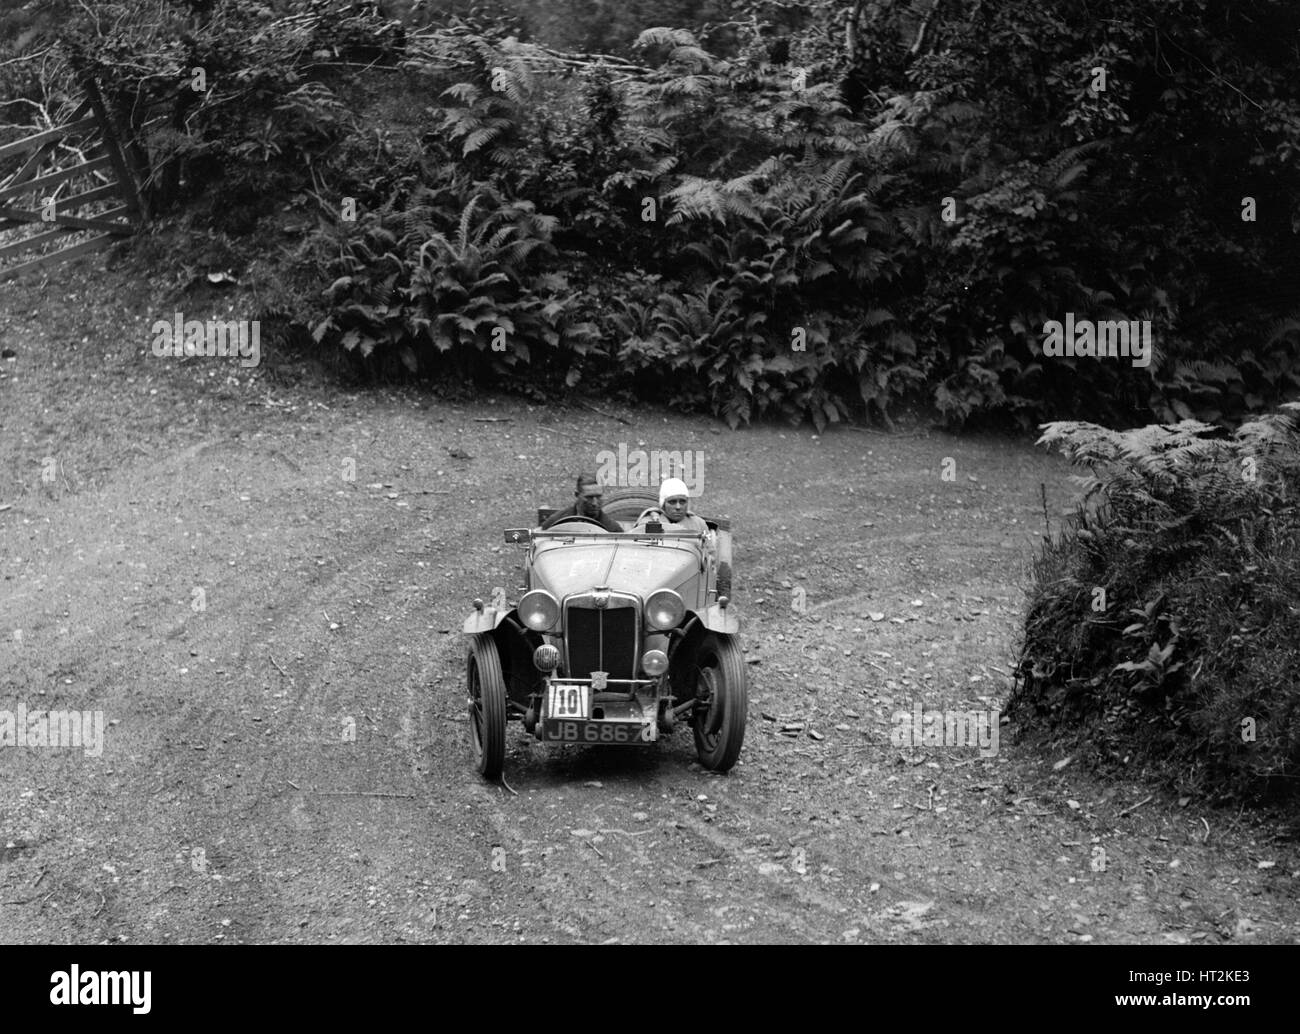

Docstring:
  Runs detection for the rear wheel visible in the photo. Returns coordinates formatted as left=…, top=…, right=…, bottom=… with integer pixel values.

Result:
left=467, top=635, right=507, bottom=779
left=691, top=633, right=748, bottom=773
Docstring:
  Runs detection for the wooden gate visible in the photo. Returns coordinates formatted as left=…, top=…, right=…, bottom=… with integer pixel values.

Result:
left=0, top=77, right=152, bottom=282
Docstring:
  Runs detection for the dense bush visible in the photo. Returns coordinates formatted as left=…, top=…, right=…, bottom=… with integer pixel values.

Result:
left=848, top=0, right=1300, bottom=428
left=4, top=0, right=1300, bottom=427
left=1010, top=404, right=1300, bottom=801
left=305, top=176, right=599, bottom=385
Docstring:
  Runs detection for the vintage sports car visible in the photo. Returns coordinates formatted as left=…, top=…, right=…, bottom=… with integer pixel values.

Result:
left=462, top=488, right=747, bottom=778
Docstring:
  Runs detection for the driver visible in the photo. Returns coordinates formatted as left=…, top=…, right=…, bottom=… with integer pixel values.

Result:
left=636, top=477, right=710, bottom=535
left=541, top=473, right=623, bottom=532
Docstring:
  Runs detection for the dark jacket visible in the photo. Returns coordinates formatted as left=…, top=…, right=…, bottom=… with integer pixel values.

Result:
left=541, top=504, right=623, bottom=533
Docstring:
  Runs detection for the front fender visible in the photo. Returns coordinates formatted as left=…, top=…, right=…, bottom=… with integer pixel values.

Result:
left=462, top=607, right=512, bottom=634
left=695, top=603, right=739, bottom=635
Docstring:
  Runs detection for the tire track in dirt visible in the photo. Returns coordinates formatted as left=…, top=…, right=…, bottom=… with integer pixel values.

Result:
left=7, top=288, right=1299, bottom=943
left=3, top=399, right=499, bottom=942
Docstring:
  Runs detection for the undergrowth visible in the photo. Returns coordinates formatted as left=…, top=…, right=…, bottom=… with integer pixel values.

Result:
left=1011, top=404, right=1300, bottom=806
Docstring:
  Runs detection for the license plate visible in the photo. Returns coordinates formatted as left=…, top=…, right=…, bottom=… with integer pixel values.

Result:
left=543, top=720, right=656, bottom=744
left=547, top=682, right=589, bottom=720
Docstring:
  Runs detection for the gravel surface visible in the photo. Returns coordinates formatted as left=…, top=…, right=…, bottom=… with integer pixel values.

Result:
left=1, top=267, right=1297, bottom=944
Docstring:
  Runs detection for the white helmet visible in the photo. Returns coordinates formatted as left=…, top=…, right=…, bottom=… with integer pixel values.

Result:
left=659, top=477, right=690, bottom=506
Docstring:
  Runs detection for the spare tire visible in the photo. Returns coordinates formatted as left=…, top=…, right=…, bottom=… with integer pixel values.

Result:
left=716, top=561, right=732, bottom=599
left=599, top=487, right=662, bottom=526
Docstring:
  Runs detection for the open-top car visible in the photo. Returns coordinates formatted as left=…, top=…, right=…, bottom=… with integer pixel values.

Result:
left=462, top=488, right=747, bottom=778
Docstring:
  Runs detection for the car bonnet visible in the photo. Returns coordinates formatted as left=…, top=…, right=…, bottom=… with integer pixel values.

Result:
left=531, top=537, right=700, bottom=601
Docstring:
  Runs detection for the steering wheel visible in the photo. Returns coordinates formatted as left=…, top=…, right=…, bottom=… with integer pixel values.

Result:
left=549, top=515, right=609, bottom=530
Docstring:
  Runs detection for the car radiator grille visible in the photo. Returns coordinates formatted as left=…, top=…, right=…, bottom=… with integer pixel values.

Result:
left=565, top=604, right=637, bottom=682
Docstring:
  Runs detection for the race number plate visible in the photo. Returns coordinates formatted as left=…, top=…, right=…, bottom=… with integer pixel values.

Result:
left=547, top=681, right=589, bottom=720
left=543, top=720, right=656, bottom=744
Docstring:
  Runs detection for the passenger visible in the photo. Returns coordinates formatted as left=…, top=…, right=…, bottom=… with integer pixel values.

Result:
left=636, top=477, right=710, bottom=535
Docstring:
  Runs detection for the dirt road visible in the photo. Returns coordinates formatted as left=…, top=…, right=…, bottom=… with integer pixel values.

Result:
left=2, top=271, right=1297, bottom=943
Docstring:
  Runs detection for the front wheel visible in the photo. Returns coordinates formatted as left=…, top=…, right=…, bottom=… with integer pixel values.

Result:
left=691, top=633, right=748, bottom=773
left=467, top=635, right=507, bottom=779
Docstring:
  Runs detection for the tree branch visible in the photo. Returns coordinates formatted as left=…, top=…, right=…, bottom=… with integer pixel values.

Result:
left=0, top=46, right=55, bottom=68
left=910, top=0, right=942, bottom=57
left=846, top=0, right=867, bottom=64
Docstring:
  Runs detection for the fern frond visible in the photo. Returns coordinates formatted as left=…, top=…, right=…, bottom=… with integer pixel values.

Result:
left=1264, top=314, right=1300, bottom=346
left=934, top=100, right=984, bottom=124
left=895, top=206, right=938, bottom=245
left=462, top=122, right=509, bottom=156
left=650, top=155, right=679, bottom=177
left=664, top=176, right=760, bottom=226
left=1172, top=360, right=1242, bottom=386
left=815, top=157, right=855, bottom=197
left=658, top=74, right=719, bottom=99
left=867, top=120, right=915, bottom=157
left=1236, top=404, right=1300, bottom=457
left=634, top=27, right=699, bottom=50
left=457, top=196, right=482, bottom=252
left=440, top=81, right=480, bottom=104
left=1039, top=139, right=1110, bottom=191
left=667, top=45, right=713, bottom=68
left=497, top=238, right=548, bottom=268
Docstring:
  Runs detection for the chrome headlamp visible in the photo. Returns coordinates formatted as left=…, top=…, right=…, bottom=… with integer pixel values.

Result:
left=644, top=588, right=685, bottom=631
left=518, top=589, right=560, bottom=632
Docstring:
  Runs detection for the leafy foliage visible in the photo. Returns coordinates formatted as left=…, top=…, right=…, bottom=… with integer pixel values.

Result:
left=1012, top=406, right=1300, bottom=801
left=5, top=0, right=1299, bottom=428
left=306, top=180, right=597, bottom=384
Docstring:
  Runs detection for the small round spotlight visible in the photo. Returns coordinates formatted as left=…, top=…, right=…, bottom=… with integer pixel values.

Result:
left=641, top=649, right=669, bottom=676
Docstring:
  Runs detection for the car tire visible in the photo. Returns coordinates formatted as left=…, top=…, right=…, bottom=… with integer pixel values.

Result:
left=692, top=633, right=748, bottom=773
left=716, top=561, right=732, bottom=599
left=467, top=635, right=507, bottom=780
left=599, top=487, right=661, bottom=525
